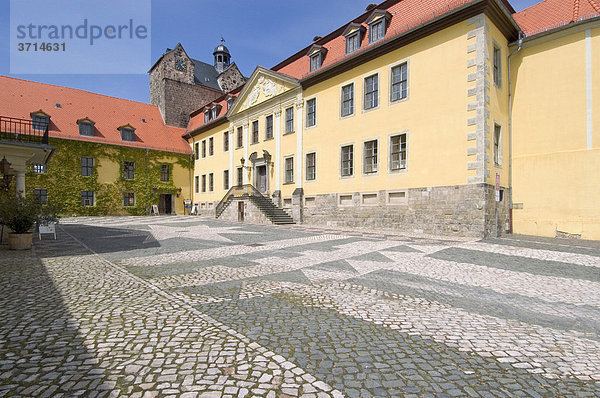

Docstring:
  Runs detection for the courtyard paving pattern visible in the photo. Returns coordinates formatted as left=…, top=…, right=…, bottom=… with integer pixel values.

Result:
left=1, top=216, right=600, bottom=397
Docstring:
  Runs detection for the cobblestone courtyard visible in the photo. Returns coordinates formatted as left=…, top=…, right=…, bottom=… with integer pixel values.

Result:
left=1, top=216, right=599, bottom=397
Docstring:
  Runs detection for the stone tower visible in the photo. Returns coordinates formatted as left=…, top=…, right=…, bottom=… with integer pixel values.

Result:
left=149, top=42, right=245, bottom=128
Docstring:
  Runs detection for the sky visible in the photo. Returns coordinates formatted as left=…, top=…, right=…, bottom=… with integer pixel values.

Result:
left=0, top=0, right=542, bottom=104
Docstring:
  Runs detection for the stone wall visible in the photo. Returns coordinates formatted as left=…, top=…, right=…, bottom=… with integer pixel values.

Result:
left=302, top=184, right=509, bottom=238
left=217, top=63, right=246, bottom=93
left=193, top=201, right=216, bottom=217
left=149, top=44, right=223, bottom=128
left=483, top=184, right=511, bottom=238
left=219, top=198, right=272, bottom=225
left=161, top=79, right=222, bottom=128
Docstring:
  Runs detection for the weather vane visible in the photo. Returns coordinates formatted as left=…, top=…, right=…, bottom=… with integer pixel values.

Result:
left=221, top=37, right=225, bottom=44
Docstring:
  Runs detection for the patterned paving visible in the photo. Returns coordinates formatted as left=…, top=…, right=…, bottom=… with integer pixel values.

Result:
left=1, top=215, right=599, bottom=397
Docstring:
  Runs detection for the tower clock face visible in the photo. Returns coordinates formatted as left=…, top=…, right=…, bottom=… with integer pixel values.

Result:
left=175, top=59, right=187, bottom=72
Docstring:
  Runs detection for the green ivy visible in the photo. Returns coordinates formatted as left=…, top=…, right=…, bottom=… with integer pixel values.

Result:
left=26, top=138, right=191, bottom=216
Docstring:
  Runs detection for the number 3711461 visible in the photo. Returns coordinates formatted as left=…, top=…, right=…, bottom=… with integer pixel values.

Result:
left=17, top=42, right=66, bottom=52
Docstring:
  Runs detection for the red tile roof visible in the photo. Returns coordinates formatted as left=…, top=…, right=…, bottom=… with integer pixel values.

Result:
left=187, top=98, right=230, bottom=133
left=186, top=85, right=245, bottom=135
left=0, top=76, right=191, bottom=154
left=514, top=0, right=600, bottom=36
left=273, top=0, right=495, bottom=79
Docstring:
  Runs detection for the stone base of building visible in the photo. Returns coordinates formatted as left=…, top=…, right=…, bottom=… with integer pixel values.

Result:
left=300, top=184, right=509, bottom=238
left=218, top=197, right=285, bottom=225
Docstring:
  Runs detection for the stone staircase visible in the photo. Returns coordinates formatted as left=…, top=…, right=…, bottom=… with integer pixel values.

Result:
left=215, top=185, right=295, bottom=225
left=246, top=194, right=295, bottom=225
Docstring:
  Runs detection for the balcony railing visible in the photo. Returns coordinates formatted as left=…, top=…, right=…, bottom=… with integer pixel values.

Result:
left=0, top=116, right=49, bottom=145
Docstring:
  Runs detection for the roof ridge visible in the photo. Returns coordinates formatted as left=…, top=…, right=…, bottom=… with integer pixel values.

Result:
left=0, top=75, right=156, bottom=109
left=586, top=0, right=600, bottom=12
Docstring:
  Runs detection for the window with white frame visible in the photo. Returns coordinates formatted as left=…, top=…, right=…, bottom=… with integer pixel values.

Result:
left=209, top=173, right=214, bottom=191
left=340, top=145, right=354, bottom=177
left=160, top=164, right=170, bottom=182
left=195, top=175, right=199, bottom=193
left=306, top=98, right=316, bottom=127
left=306, top=153, right=316, bottom=181
left=285, top=107, right=294, bottom=133
left=123, top=161, right=135, bottom=180
left=78, top=120, right=94, bottom=137
left=390, top=133, right=407, bottom=171
left=81, top=157, right=93, bottom=176
left=202, top=140, right=207, bottom=158
left=223, top=131, right=229, bottom=151
left=120, top=127, right=135, bottom=142
left=265, top=115, right=273, bottom=139
left=493, top=45, right=501, bottom=87
left=123, top=192, right=135, bottom=207
left=390, top=63, right=408, bottom=102
left=195, top=142, right=200, bottom=160
left=33, top=164, right=46, bottom=174
left=209, top=137, right=214, bottom=156
left=81, top=191, right=94, bottom=206
left=346, top=32, right=360, bottom=54
left=310, top=53, right=322, bottom=72
left=363, top=140, right=378, bottom=174
left=223, top=170, right=229, bottom=190
left=369, top=19, right=385, bottom=43
left=236, top=126, right=243, bottom=148
left=494, top=124, right=501, bottom=166
left=33, top=188, right=47, bottom=204
left=284, top=157, right=294, bottom=183
left=364, top=74, right=378, bottom=110
left=251, top=120, right=259, bottom=144
left=341, top=83, right=354, bottom=117
left=236, top=167, right=243, bottom=186
left=32, top=114, right=49, bottom=132
left=201, top=174, right=206, bottom=192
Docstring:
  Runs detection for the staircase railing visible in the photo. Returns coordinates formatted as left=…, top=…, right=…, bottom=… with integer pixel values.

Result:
left=215, top=184, right=265, bottom=218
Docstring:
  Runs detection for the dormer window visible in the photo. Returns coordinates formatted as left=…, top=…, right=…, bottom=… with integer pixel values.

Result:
left=310, top=53, right=322, bottom=72
left=343, top=23, right=365, bottom=55
left=367, top=10, right=391, bottom=44
left=119, top=125, right=135, bottom=142
left=30, top=111, right=50, bottom=132
left=204, top=104, right=222, bottom=124
left=77, top=118, right=95, bottom=137
left=226, top=96, right=234, bottom=110
left=307, top=44, right=328, bottom=73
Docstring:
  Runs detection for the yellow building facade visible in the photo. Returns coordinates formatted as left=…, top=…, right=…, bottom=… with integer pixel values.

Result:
left=511, top=23, right=600, bottom=239
left=186, top=0, right=521, bottom=237
left=186, top=0, right=599, bottom=239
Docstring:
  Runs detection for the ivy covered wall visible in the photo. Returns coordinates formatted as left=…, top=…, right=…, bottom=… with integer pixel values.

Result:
left=26, top=138, right=192, bottom=216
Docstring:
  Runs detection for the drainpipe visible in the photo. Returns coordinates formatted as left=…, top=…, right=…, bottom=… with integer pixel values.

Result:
left=507, top=32, right=523, bottom=234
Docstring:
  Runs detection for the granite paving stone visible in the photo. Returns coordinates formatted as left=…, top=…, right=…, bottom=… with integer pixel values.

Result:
left=1, top=215, right=599, bottom=397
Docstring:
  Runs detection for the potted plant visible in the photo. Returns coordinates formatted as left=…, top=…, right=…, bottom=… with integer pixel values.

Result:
left=0, top=194, right=60, bottom=250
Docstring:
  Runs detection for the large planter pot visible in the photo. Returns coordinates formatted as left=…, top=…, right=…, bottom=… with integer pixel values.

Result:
left=8, top=232, right=33, bottom=250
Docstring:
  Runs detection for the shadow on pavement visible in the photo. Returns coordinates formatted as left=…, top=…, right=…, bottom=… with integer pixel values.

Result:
left=0, top=246, right=111, bottom=395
